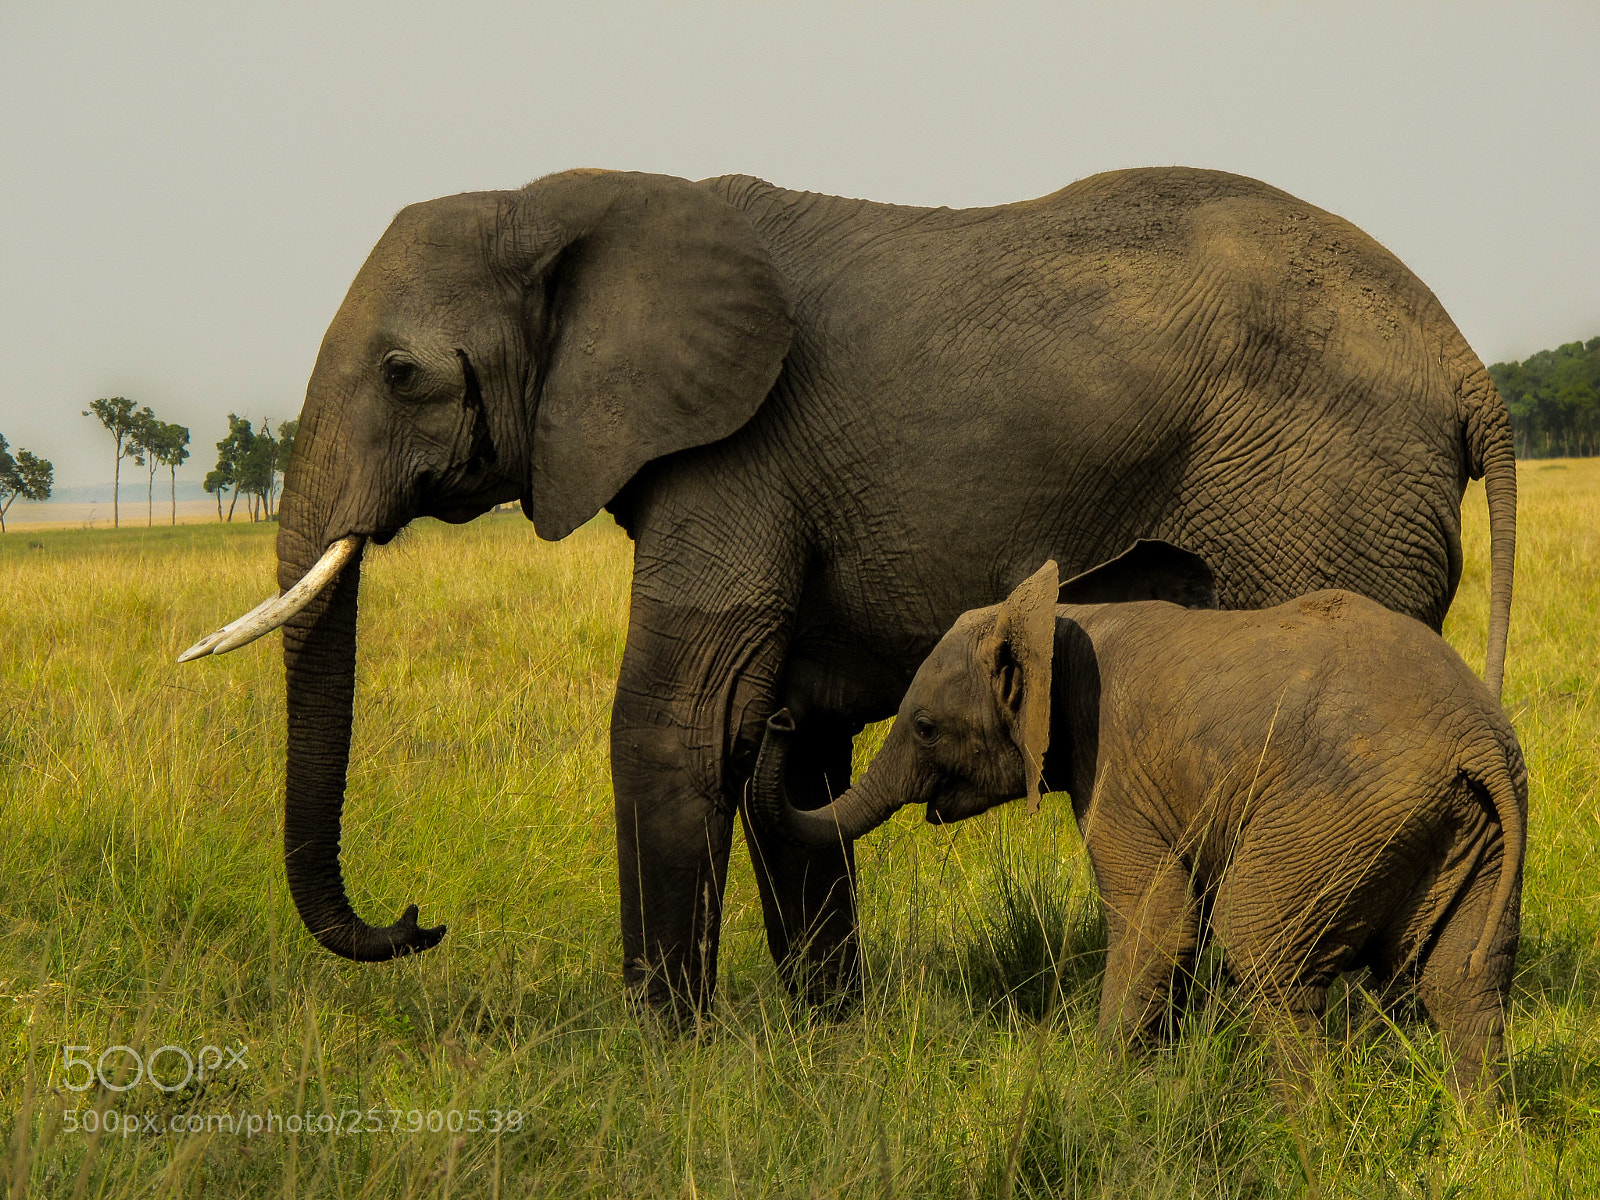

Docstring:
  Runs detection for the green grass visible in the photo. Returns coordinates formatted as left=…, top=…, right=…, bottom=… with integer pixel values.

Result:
left=2, top=462, right=1597, bottom=1197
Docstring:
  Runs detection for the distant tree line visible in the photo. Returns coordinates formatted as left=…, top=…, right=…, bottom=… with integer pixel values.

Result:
left=0, top=432, right=54, bottom=533
left=83, top=397, right=191, bottom=527
left=203, top=415, right=297, bottom=522
left=1491, top=336, right=1600, bottom=459
left=78, top=398, right=296, bottom=528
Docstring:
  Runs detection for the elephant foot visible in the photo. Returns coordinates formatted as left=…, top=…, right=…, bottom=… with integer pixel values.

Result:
left=624, top=959, right=716, bottom=1036
left=778, top=935, right=863, bottom=1018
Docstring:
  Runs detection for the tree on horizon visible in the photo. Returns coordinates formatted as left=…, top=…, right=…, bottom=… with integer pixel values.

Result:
left=203, top=459, right=232, bottom=521
left=127, top=408, right=192, bottom=526
left=209, top=414, right=256, bottom=521
left=236, top=420, right=280, bottom=520
left=209, top=415, right=294, bottom=522
left=154, top=421, right=191, bottom=525
left=83, top=396, right=140, bottom=528
left=128, top=406, right=162, bottom=527
left=0, top=433, right=55, bottom=533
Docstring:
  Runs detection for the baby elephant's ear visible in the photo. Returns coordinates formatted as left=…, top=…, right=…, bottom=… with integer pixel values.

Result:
left=990, top=560, right=1058, bottom=813
left=1057, top=540, right=1217, bottom=609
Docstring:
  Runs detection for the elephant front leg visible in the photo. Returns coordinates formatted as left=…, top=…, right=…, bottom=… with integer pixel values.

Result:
left=611, top=715, right=735, bottom=1027
left=738, top=711, right=861, bottom=1009
left=607, top=559, right=803, bottom=1026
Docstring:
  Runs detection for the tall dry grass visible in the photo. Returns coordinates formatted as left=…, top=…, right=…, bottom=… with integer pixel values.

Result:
left=0, top=461, right=1596, bottom=1197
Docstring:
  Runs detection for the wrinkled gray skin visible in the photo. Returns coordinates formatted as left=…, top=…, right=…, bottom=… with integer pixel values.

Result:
left=752, top=549, right=1526, bottom=1092
left=270, top=166, right=1516, bottom=1021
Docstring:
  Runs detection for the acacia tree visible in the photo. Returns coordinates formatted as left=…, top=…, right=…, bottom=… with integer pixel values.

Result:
left=128, top=406, right=162, bottom=526
left=156, top=422, right=190, bottom=525
left=203, top=463, right=233, bottom=521
left=0, top=433, right=55, bottom=532
left=237, top=419, right=293, bottom=519
left=204, top=415, right=293, bottom=523
left=124, top=409, right=193, bottom=526
left=236, top=421, right=277, bottom=520
left=263, top=418, right=296, bottom=517
left=212, top=415, right=256, bottom=521
left=83, top=396, right=140, bottom=528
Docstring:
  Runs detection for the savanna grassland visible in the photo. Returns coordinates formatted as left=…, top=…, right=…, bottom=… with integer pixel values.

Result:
left=2, top=462, right=1597, bottom=1198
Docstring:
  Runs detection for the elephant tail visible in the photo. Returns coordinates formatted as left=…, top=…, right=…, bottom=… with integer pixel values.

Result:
left=1459, top=359, right=1517, bottom=702
left=1464, top=738, right=1527, bottom=979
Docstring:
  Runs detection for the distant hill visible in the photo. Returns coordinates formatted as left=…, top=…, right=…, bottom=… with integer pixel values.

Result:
left=1490, top=336, right=1600, bottom=458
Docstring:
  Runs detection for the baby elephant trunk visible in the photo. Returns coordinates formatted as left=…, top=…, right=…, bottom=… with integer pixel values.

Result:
left=748, top=710, right=909, bottom=848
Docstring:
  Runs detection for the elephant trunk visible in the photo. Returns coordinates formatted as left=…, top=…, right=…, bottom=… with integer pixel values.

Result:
left=276, top=469, right=445, bottom=961
left=749, top=709, right=910, bottom=848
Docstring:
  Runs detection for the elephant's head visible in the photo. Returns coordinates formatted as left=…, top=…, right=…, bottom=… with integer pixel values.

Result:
left=179, top=171, right=794, bottom=960
left=750, top=560, right=1060, bottom=847
left=749, top=542, right=1216, bottom=847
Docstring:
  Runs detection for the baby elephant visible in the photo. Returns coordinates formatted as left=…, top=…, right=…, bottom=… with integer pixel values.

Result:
left=751, top=543, right=1525, bottom=1093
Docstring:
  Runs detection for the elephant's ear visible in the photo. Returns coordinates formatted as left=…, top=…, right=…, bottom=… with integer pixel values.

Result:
left=512, top=171, right=794, bottom=540
left=985, top=560, right=1058, bottom=814
left=1057, top=540, right=1217, bottom=609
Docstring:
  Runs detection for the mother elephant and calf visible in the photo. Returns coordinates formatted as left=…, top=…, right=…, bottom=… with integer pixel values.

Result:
left=182, top=166, right=1517, bottom=1030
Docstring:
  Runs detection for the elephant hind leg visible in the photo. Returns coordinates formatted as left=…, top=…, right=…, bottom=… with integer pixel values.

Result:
left=739, top=712, right=861, bottom=1010
left=1097, top=851, right=1201, bottom=1049
left=1209, top=860, right=1355, bottom=1098
left=1414, top=856, right=1518, bottom=1101
left=1219, top=947, right=1337, bottom=1105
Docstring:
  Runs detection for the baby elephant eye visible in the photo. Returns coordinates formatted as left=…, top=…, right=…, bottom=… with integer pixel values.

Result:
left=912, top=714, right=939, bottom=743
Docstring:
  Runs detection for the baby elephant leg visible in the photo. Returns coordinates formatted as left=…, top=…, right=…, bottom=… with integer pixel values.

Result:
left=1246, top=982, right=1333, bottom=1104
left=1097, top=851, right=1201, bottom=1048
left=1209, top=863, right=1345, bottom=1101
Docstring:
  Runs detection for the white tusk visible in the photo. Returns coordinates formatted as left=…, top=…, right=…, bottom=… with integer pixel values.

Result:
left=177, top=535, right=363, bottom=662
left=176, top=593, right=282, bottom=662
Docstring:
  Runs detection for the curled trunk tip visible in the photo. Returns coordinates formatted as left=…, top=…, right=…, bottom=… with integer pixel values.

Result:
left=295, top=899, right=447, bottom=963
left=748, top=708, right=902, bottom=848
left=748, top=709, right=801, bottom=844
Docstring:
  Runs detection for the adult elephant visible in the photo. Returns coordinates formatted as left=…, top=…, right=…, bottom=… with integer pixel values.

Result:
left=182, top=166, right=1516, bottom=1022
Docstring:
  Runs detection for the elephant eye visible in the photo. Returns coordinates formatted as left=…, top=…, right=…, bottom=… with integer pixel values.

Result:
left=913, top=714, right=939, bottom=744
left=382, top=355, right=421, bottom=395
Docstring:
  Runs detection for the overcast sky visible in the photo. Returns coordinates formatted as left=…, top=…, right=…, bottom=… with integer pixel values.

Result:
left=2, top=1, right=1596, bottom=489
